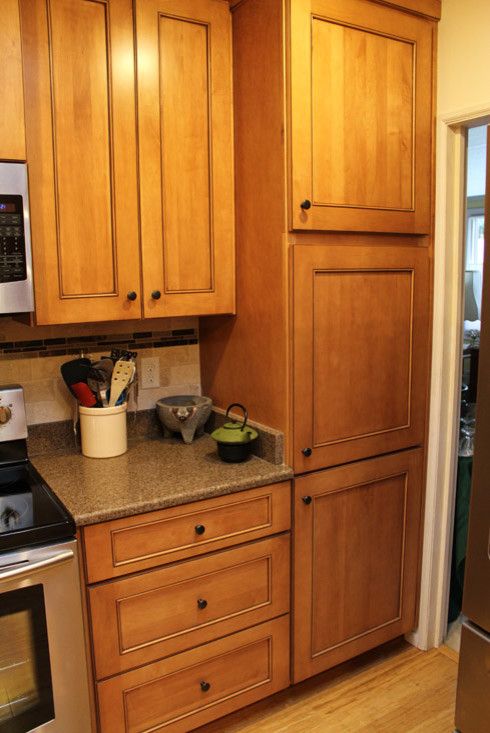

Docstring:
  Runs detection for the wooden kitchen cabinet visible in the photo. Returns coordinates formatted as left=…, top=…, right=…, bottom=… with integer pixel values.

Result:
left=18, top=0, right=234, bottom=325
left=293, top=244, right=431, bottom=473
left=290, top=0, right=435, bottom=234
left=293, top=449, right=424, bottom=683
left=201, top=0, right=438, bottom=444
left=0, top=0, right=26, bottom=161
left=200, top=0, right=438, bottom=682
left=136, top=0, right=235, bottom=318
left=19, top=0, right=141, bottom=324
left=82, top=482, right=291, bottom=729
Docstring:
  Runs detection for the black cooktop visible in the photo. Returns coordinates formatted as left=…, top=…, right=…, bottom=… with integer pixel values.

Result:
left=0, top=461, right=75, bottom=552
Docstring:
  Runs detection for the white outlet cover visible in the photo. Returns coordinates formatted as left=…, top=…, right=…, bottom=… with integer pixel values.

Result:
left=141, top=356, right=160, bottom=389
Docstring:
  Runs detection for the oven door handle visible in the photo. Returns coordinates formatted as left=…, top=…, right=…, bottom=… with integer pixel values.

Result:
left=0, top=549, right=74, bottom=582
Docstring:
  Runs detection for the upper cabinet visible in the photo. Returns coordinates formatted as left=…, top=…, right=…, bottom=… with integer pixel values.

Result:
left=136, top=0, right=235, bottom=318
left=0, top=0, right=26, bottom=161
left=20, top=0, right=141, bottom=324
left=289, top=0, right=434, bottom=234
left=18, top=0, right=234, bottom=325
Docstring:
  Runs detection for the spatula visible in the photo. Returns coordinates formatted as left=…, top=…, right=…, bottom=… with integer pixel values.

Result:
left=108, top=360, right=136, bottom=407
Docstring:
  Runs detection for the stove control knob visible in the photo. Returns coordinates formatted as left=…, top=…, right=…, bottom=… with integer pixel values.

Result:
left=0, top=406, right=12, bottom=425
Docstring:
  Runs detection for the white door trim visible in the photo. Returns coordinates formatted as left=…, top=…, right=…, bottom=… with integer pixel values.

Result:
left=409, top=104, right=490, bottom=650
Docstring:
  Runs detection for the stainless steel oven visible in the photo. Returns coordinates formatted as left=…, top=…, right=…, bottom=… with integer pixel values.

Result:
left=0, top=541, right=92, bottom=732
left=0, top=163, right=34, bottom=314
left=0, top=385, right=91, bottom=732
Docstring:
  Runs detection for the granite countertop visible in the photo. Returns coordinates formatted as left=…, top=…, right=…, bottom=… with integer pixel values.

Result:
left=32, top=435, right=293, bottom=527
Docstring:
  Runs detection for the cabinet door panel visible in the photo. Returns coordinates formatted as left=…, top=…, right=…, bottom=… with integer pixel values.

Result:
left=290, top=0, right=434, bottom=233
left=293, top=449, right=423, bottom=682
left=293, top=244, right=429, bottom=473
left=20, top=0, right=141, bottom=324
left=0, top=0, right=26, bottom=161
left=159, top=16, right=212, bottom=293
left=137, top=0, right=235, bottom=317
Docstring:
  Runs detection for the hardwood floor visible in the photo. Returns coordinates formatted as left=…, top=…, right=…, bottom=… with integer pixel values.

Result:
left=197, top=639, right=458, bottom=733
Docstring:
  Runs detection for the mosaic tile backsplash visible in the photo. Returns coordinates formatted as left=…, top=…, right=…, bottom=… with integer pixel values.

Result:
left=0, top=316, right=201, bottom=425
left=0, top=328, right=197, bottom=358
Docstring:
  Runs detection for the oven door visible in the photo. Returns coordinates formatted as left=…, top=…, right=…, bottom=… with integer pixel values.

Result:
left=0, top=540, right=91, bottom=733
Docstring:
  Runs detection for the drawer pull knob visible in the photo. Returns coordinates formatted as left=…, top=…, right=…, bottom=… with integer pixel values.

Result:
left=300, top=199, right=312, bottom=210
left=195, top=524, right=206, bottom=536
left=127, top=290, right=137, bottom=301
left=197, top=598, right=208, bottom=610
left=302, top=447, right=312, bottom=457
left=200, top=681, right=211, bottom=693
left=151, top=290, right=161, bottom=300
left=302, top=495, right=312, bottom=505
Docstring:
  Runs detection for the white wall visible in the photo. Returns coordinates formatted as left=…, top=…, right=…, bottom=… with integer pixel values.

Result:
left=437, top=0, right=490, bottom=116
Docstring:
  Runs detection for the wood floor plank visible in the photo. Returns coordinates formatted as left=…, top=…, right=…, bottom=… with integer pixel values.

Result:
left=196, top=640, right=458, bottom=732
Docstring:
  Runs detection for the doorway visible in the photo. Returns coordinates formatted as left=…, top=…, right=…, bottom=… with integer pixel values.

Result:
left=412, top=109, right=490, bottom=654
left=445, top=124, right=487, bottom=652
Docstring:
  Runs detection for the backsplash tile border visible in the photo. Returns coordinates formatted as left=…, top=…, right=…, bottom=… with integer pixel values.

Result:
left=0, top=328, right=198, bottom=359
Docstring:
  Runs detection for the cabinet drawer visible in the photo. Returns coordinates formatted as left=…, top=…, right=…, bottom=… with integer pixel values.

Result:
left=98, top=615, right=289, bottom=732
left=89, top=535, right=290, bottom=679
left=83, top=482, right=290, bottom=583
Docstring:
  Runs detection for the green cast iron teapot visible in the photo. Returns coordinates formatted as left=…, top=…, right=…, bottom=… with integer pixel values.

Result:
left=211, top=403, right=258, bottom=462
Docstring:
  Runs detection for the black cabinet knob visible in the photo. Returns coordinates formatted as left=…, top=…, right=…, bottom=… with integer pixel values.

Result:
left=151, top=290, right=161, bottom=300
left=300, top=199, right=312, bottom=210
left=127, top=291, right=137, bottom=301
left=302, top=447, right=312, bottom=457
left=197, top=598, right=208, bottom=610
left=195, top=524, right=205, bottom=535
left=200, top=681, right=211, bottom=692
left=302, top=495, right=312, bottom=505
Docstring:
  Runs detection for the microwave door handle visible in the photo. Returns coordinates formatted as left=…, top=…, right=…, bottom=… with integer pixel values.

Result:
left=0, top=549, right=74, bottom=582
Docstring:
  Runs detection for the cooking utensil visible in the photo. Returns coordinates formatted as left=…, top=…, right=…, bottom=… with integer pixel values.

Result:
left=60, top=358, right=91, bottom=395
left=108, top=360, right=135, bottom=407
left=71, top=382, right=98, bottom=408
left=211, top=403, right=258, bottom=462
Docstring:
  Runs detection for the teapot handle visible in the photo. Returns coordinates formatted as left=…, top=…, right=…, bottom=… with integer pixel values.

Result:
left=225, top=403, right=248, bottom=431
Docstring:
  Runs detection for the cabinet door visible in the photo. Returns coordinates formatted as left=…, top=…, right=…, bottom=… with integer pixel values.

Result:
left=19, top=0, right=141, bottom=324
left=290, top=0, right=434, bottom=233
left=293, top=244, right=430, bottom=473
left=0, top=0, right=26, bottom=161
left=136, top=0, right=235, bottom=318
left=293, top=449, right=423, bottom=682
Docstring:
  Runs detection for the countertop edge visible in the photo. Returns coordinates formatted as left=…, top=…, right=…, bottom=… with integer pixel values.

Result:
left=71, top=467, right=293, bottom=526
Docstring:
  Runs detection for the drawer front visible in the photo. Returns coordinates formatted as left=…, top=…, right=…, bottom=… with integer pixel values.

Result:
left=89, top=535, right=290, bottom=679
left=97, top=615, right=290, bottom=733
left=83, top=482, right=291, bottom=583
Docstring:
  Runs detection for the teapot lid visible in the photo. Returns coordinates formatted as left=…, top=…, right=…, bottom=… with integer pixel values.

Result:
left=210, top=403, right=258, bottom=444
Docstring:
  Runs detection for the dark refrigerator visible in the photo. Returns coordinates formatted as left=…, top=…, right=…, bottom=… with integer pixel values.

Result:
left=455, top=127, right=490, bottom=733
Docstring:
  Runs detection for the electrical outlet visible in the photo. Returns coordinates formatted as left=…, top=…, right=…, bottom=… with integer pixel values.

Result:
left=140, top=357, right=160, bottom=389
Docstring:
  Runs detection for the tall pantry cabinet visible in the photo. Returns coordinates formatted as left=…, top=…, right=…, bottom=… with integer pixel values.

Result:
left=200, top=0, right=440, bottom=682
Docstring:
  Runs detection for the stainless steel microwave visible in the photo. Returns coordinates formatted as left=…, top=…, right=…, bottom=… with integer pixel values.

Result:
left=0, top=163, right=34, bottom=314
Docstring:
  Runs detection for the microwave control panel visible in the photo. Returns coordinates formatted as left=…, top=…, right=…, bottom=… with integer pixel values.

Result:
left=0, top=195, right=27, bottom=283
